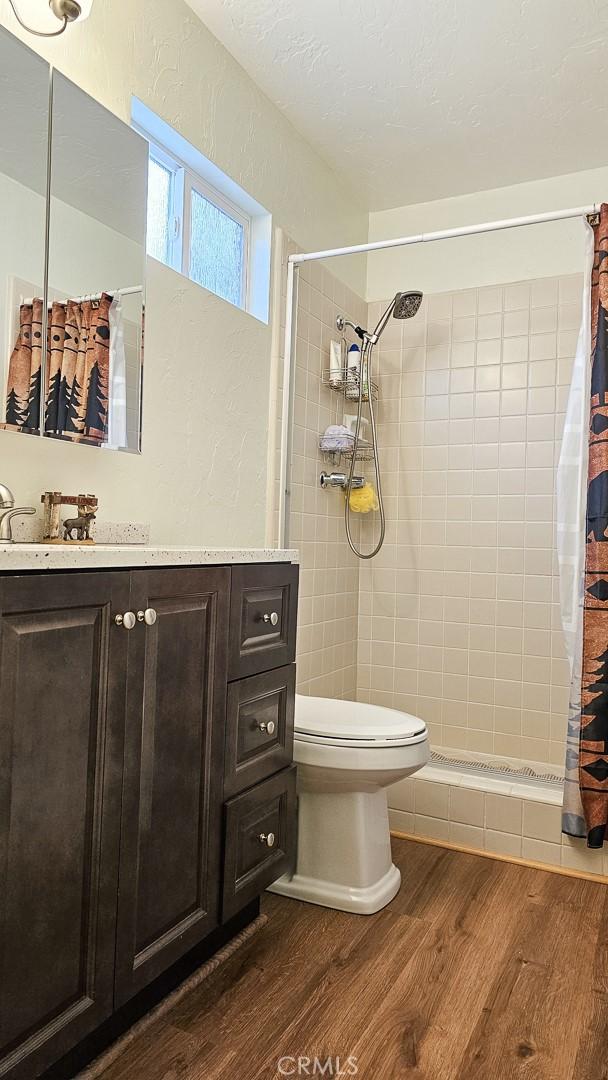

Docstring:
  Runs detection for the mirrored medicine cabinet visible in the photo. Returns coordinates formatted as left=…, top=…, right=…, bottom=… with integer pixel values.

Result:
left=0, top=25, right=147, bottom=453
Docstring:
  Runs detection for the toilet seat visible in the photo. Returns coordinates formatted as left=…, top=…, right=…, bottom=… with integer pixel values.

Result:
left=295, top=694, right=427, bottom=748
left=295, top=730, right=427, bottom=748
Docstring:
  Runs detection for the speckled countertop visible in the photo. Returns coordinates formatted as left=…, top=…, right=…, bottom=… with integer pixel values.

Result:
left=0, top=545, right=299, bottom=572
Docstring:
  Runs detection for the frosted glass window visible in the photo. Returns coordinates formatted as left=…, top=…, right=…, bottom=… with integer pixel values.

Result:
left=133, top=104, right=268, bottom=316
left=189, top=189, right=244, bottom=307
left=147, top=157, right=172, bottom=265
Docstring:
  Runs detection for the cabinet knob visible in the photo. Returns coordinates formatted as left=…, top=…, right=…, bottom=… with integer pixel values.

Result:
left=115, top=611, right=136, bottom=630
left=258, top=832, right=275, bottom=848
left=256, top=720, right=276, bottom=736
left=262, top=611, right=279, bottom=627
left=137, top=608, right=158, bottom=626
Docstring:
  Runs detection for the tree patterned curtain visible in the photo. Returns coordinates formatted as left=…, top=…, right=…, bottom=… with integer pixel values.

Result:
left=3, top=299, right=44, bottom=432
left=562, top=204, right=608, bottom=847
left=4, top=293, right=111, bottom=444
left=45, top=294, right=111, bottom=443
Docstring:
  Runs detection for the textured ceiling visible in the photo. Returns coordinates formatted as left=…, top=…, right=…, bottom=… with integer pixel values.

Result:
left=185, top=0, right=608, bottom=211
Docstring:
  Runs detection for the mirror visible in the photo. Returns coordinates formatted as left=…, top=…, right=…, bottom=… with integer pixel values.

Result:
left=0, top=28, right=49, bottom=436
left=46, top=72, right=148, bottom=452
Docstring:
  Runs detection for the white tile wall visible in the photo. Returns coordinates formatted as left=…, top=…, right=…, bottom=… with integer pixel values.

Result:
left=389, top=768, right=607, bottom=878
left=358, top=274, right=583, bottom=770
left=274, top=263, right=593, bottom=872
left=276, top=240, right=367, bottom=698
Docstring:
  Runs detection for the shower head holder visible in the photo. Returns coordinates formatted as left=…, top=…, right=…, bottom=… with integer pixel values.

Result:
left=336, top=315, right=368, bottom=343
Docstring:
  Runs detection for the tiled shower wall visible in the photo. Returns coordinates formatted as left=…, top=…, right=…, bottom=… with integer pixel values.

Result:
left=356, top=274, right=582, bottom=769
left=277, top=239, right=366, bottom=698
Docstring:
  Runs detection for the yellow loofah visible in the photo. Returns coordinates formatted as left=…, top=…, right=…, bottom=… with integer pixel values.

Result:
left=346, top=482, right=379, bottom=513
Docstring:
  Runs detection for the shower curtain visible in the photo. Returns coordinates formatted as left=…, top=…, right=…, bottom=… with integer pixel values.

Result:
left=4, top=292, right=127, bottom=446
left=559, top=203, right=608, bottom=847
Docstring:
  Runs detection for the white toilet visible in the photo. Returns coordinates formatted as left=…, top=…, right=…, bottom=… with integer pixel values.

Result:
left=269, top=695, right=429, bottom=915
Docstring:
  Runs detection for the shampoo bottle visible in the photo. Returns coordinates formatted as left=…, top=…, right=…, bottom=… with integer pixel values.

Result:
left=346, top=343, right=361, bottom=399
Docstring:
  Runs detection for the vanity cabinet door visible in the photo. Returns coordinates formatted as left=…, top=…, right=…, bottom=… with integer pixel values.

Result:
left=114, top=567, right=229, bottom=1006
left=0, top=571, right=129, bottom=1080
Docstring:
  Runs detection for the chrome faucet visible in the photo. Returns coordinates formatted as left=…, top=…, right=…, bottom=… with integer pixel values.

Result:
left=0, top=484, right=36, bottom=544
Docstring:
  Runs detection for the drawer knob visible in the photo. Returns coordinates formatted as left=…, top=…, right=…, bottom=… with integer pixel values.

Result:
left=137, top=608, right=157, bottom=626
left=258, top=832, right=276, bottom=848
left=256, top=720, right=276, bottom=736
left=263, top=611, right=279, bottom=627
left=115, top=611, right=136, bottom=630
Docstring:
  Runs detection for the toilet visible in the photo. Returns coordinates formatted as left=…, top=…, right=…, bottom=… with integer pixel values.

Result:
left=269, top=695, right=429, bottom=915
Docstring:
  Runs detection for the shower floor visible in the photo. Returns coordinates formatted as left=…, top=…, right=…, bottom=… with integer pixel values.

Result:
left=429, top=745, right=564, bottom=786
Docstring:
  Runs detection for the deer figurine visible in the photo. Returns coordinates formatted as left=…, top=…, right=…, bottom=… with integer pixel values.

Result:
left=63, top=509, right=96, bottom=542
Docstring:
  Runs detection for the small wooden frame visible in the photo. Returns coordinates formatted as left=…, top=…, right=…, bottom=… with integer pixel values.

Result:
left=41, top=492, right=99, bottom=544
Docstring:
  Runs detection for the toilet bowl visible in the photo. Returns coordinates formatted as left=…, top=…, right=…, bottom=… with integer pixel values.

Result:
left=269, top=695, right=429, bottom=915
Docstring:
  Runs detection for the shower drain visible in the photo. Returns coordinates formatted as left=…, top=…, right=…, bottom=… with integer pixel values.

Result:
left=429, top=749, right=563, bottom=787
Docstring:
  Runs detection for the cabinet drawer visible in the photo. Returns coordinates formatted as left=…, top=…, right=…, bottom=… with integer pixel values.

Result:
left=228, top=564, right=298, bottom=679
left=224, top=665, right=295, bottom=798
left=222, top=767, right=296, bottom=919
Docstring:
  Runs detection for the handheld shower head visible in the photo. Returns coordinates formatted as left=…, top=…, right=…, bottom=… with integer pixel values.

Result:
left=370, top=288, right=423, bottom=343
left=336, top=289, right=423, bottom=347
left=393, top=290, right=423, bottom=319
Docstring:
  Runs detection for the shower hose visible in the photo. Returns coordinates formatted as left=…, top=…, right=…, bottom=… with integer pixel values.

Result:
left=344, top=337, right=386, bottom=560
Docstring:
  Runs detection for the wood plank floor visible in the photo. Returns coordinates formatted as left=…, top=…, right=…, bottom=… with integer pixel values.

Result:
left=96, top=838, right=608, bottom=1080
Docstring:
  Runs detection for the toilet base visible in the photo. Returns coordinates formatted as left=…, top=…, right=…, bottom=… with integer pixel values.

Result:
left=268, top=783, right=402, bottom=915
left=268, top=861, right=401, bottom=915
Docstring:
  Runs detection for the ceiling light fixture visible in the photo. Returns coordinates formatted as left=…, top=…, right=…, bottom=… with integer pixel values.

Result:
left=8, top=0, right=92, bottom=37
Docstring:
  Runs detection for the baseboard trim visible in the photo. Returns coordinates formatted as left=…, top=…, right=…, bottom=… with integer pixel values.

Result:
left=390, top=830, right=608, bottom=885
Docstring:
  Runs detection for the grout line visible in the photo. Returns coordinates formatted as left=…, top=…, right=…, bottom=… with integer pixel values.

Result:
left=390, top=830, right=608, bottom=884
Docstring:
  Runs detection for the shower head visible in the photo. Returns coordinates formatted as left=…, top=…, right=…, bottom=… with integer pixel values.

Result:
left=371, top=289, right=423, bottom=343
left=336, top=288, right=423, bottom=346
left=393, top=290, right=423, bottom=319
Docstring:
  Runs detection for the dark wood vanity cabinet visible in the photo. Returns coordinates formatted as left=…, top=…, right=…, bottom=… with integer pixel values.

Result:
left=0, top=572, right=129, bottom=1080
left=224, top=664, right=295, bottom=798
left=0, top=561, right=297, bottom=1080
left=223, top=766, right=297, bottom=919
left=228, top=563, right=299, bottom=678
left=114, top=567, right=230, bottom=1005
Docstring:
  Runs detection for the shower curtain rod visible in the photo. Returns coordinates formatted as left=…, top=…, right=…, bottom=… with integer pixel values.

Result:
left=22, top=286, right=143, bottom=306
left=288, top=204, right=599, bottom=265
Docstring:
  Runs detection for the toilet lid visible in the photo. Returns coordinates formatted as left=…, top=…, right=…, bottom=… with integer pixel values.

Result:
left=294, top=694, right=427, bottom=746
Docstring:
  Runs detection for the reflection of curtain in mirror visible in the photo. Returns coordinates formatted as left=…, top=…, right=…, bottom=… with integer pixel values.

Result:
left=45, top=293, right=112, bottom=443
left=3, top=300, right=43, bottom=432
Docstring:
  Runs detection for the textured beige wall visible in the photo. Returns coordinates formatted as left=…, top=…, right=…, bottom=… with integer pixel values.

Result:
left=0, top=1, right=366, bottom=544
left=367, top=167, right=606, bottom=299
